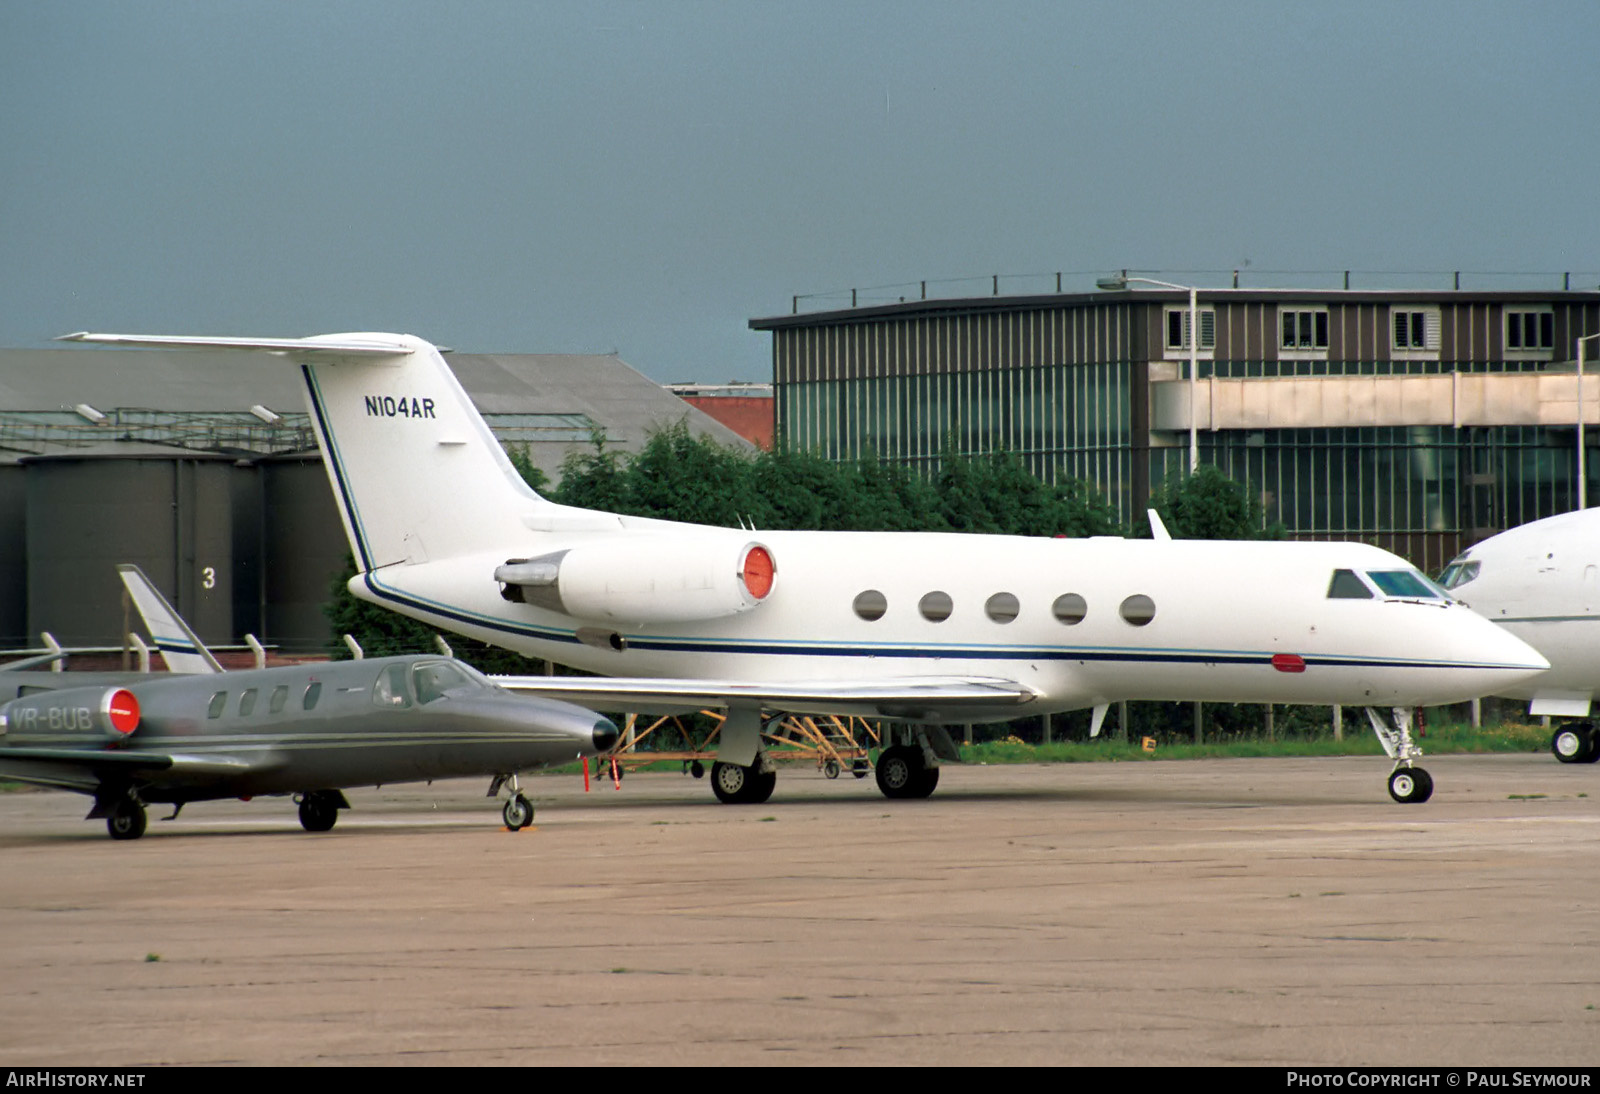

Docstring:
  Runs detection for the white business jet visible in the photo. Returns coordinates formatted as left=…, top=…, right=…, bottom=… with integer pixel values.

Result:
left=1440, top=508, right=1600, bottom=763
left=60, top=332, right=1549, bottom=804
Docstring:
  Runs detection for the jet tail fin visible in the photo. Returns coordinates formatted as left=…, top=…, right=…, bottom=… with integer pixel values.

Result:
left=64, top=332, right=554, bottom=574
left=116, top=565, right=224, bottom=674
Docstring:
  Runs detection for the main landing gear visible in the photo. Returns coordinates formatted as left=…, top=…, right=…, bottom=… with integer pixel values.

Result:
left=1551, top=722, right=1600, bottom=764
left=875, top=745, right=939, bottom=799
left=873, top=725, right=958, bottom=801
left=106, top=793, right=148, bottom=841
left=296, top=790, right=348, bottom=832
left=711, top=760, right=777, bottom=804
left=1365, top=707, right=1433, bottom=804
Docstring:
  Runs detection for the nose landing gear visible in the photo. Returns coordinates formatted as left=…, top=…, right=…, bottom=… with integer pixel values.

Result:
left=1366, top=707, right=1433, bottom=804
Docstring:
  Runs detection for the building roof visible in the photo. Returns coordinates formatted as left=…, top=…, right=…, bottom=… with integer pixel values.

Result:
left=750, top=287, right=1600, bottom=331
left=0, top=346, right=753, bottom=478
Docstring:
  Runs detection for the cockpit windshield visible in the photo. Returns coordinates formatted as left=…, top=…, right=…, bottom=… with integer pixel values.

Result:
left=1327, top=569, right=1374, bottom=599
left=412, top=660, right=485, bottom=704
left=1365, top=569, right=1446, bottom=599
left=1438, top=560, right=1480, bottom=590
left=1327, top=568, right=1449, bottom=601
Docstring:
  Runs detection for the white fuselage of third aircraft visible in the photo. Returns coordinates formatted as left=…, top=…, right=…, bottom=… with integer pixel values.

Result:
left=1441, top=507, right=1600, bottom=715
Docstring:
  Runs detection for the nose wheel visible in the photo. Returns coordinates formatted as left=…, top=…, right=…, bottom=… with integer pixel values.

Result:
left=502, top=793, right=534, bottom=830
left=1387, top=766, right=1433, bottom=804
left=1366, top=707, right=1434, bottom=805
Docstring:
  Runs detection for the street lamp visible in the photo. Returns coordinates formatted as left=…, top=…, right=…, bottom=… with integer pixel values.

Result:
left=1096, top=273, right=1202, bottom=472
left=1577, top=332, right=1600, bottom=510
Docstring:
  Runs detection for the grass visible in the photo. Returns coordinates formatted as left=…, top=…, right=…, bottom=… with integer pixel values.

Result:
left=962, top=719, right=1551, bottom=765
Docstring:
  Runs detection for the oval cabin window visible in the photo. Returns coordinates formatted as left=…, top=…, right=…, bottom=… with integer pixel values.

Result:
left=985, top=592, right=1020, bottom=623
left=853, top=589, right=888, bottom=621
left=1052, top=593, right=1087, bottom=625
left=918, top=591, right=953, bottom=623
left=1119, top=594, right=1156, bottom=626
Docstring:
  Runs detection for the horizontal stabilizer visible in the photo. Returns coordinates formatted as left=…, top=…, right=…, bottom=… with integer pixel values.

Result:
left=57, top=332, right=412, bottom=357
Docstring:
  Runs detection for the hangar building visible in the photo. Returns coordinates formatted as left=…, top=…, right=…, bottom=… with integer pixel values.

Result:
left=751, top=277, right=1600, bottom=571
left=0, top=346, right=750, bottom=652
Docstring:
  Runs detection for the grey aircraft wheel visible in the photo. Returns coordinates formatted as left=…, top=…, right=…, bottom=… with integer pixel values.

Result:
left=711, top=761, right=750, bottom=803
left=106, top=797, right=147, bottom=841
left=502, top=793, right=534, bottom=830
left=909, top=764, right=941, bottom=799
left=298, top=792, right=339, bottom=832
left=1388, top=766, right=1433, bottom=804
left=876, top=747, right=918, bottom=800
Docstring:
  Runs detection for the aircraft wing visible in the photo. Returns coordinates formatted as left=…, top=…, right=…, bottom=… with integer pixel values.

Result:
left=491, top=674, right=1040, bottom=718
left=0, top=748, right=263, bottom=795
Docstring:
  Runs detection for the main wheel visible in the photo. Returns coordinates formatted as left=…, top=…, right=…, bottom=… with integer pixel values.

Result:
left=502, top=793, right=534, bottom=830
left=909, top=764, right=940, bottom=799
left=711, top=761, right=759, bottom=803
left=876, top=746, right=924, bottom=800
left=745, top=768, right=777, bottom=804
left=1388, top=766, right=1434, bottom=804
left=106, top=797, right=147, bottom=841
left=298, top=792, right=339, bottom=832
left=1552, top=724, right=1598, bottom=764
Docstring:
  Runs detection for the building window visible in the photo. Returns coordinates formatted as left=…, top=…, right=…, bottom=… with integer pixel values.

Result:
left=1505, top=309, right=1553, bottom=356
left=1164, top=307, right=1215, bottom=355
left=1279, top=308, right=1329, bottom=357
left=1391, top=307, right=1441, bottom=357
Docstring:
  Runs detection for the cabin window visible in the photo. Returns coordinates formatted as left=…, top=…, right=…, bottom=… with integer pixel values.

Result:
left=238, top=689, right=258, bottom=716
left=268, top=685, right=288, bottom=714
left=1052, top=593, right=1087, bottom=625
left=1438, top=560, right=1480, bottom=589
left=984, top=592, right=1020, bottom=623
left=1367, top=570, right=1443, bottom=599
left=207, top=691, right=227, bottom=719
left=1327, top=569, right=1374, bottom=599
left=919, top=591, right=953, bottom=623
left=1119, top=594, right=1156, bottom=626
left=853, top=590, right=888, bottom=621
left=302, top=682, right=322, bottom=711
left=373, top=664, right=412, bottom=708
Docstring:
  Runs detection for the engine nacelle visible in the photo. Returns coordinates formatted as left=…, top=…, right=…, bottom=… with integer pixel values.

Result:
left=495, top=536, right=776, bottom=624
left=0, top=686, right=141, bottom=741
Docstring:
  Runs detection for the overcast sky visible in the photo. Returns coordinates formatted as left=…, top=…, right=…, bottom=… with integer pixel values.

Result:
left=3, top=1, right=1597, bottom=382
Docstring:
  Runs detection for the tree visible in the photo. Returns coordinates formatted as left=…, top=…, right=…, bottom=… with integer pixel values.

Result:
left=1144, top=464, right=1286, bottom=540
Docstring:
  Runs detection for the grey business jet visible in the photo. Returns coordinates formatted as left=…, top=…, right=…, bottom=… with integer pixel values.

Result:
left=0, top=573, right=618, bottom=839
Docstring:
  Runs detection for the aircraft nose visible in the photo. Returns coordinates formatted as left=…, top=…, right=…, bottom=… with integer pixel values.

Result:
left=592, top=716, right=620, bottom=753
